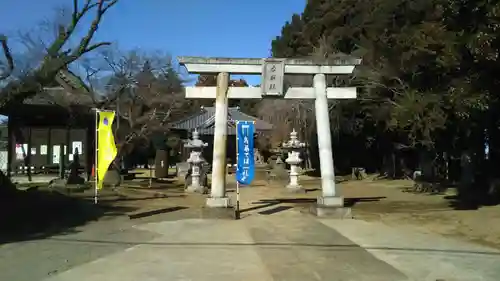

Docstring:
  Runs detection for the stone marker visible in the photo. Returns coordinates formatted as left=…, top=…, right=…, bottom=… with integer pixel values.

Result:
left=154, top=149, right=169, bottom=178
left=67, top=149, right=85, bottom=185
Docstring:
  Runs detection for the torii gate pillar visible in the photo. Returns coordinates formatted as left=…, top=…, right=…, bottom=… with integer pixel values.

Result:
left=178, top=56, right=362, bottom=216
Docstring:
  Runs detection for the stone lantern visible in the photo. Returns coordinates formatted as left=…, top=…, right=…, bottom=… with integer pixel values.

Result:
left=184, top=129, right=208, bottom=193
left=282, top=129, right=306, bottom=192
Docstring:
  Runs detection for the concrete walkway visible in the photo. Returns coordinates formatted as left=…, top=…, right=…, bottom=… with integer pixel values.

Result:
left=322, top=219, right=500, bottom=281
left=42, top=212, right=500, bottom=281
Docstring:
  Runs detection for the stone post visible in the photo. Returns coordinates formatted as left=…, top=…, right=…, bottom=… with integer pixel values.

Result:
left=314, top=74, right=343, bottom=207
left=206, top=72, right=231, bottom=207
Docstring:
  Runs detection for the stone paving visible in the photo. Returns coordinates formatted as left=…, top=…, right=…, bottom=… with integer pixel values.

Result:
left=41, top=212, right=500, bottom=281
left=323, top=219, right=500, bottom=281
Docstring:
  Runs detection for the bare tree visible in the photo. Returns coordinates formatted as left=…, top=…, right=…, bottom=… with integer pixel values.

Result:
left=0, top=0, right=119, bottom=191
left=0, top=0, right=119, bottom=107
left=99, top=49, right=187, bottom=157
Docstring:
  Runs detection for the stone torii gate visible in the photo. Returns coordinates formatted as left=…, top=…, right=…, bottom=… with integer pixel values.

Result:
left=178, top=56, right=361, bottom=215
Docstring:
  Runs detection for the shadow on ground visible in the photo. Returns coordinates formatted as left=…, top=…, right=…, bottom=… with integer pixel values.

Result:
left=445, top=194, right=500, bottom=210
left=241, top=196, right=386, bottom=214
left=0, top=189, right=137, bottom=244
left=397, top=180, right=500, bottom=210
left=86, top=193, right=186, bottom=201
left=398, top=182, right=500, bottom=210
left=121, top=179, right=185, bottom=190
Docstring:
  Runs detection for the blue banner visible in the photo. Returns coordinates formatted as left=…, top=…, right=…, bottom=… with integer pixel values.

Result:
left=236, top=121, right=255, bottom=185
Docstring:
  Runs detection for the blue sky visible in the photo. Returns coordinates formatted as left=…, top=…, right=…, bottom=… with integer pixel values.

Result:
left=0, top=0, right=306, bottom=85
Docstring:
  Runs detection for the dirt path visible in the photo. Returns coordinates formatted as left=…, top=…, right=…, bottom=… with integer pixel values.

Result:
left=339, top=179, right=500, bottom=249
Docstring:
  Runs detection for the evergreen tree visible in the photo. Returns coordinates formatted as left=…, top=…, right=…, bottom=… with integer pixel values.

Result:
left=270, top=0, right=500, bottom=202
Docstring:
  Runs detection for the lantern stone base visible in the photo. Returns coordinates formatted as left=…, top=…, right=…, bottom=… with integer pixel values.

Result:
left=186, top=185, right=207, bottom=194
left=285, top=184, right=306, bottom=193
left=311, top=196, right=353, bottom=218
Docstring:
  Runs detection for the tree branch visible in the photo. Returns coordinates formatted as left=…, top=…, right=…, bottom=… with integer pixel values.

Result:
left=83, top=42, right=111, bottom=54
left=71, top=0, right=118, bottom=59
left=0, top=0, right=120, bottom=108
left=0, top=35, right=14, bottom=81
left=46, top=0, right=95, bottom=58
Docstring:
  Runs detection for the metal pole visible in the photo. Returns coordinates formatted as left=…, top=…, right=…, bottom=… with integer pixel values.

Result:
left=236, top=181, right=240, bottom=219
left=94, top=109, right=99, bottom=204
left=235, top=121, right=240, bottom=220
left=116, top=92, right=125, bottom=171
left=149, top=161, right=153, bottom=188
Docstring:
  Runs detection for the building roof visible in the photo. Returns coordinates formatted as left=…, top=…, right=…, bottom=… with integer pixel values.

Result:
left=0, top=69, right=96, bottom=124
left=24, top=69, right=94, bottom=107
left=169, top=106, right=273, bottom=135
left=24, top=87, right=94, bottom=107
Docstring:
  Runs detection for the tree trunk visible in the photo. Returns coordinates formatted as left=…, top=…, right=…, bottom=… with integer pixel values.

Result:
left=154, top=149, right=169, bottom=178
left=417, top=149, right=432, bottom=179
left=306, top=145, right=313, bottom=170
left=11, top=124, right=32, bottom=182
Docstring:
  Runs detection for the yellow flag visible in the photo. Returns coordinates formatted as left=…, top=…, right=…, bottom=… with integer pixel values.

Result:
left=97, top=111, right=117, bottom=190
